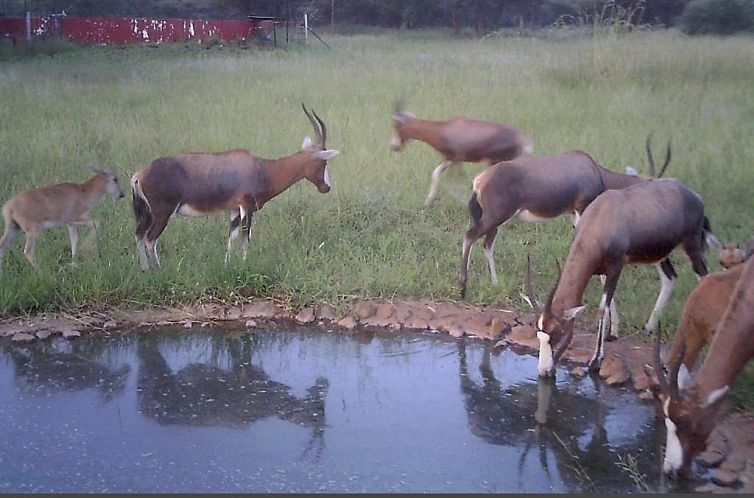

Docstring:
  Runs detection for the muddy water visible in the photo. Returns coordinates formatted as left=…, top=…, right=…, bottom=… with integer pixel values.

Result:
left=0, top=326, right=671, bottom=493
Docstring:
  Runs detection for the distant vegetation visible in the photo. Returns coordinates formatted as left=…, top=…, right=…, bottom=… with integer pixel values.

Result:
left=3, top=0, right=753, bottom=35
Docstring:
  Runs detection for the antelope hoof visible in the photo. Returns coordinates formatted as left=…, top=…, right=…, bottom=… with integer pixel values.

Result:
left=605, top=334, right=618, bottom=342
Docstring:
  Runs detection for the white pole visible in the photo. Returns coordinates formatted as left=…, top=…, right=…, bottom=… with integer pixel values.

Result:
left=304, top=13, right=308, bottom=44
left=26, top=10, right=32, bottom=41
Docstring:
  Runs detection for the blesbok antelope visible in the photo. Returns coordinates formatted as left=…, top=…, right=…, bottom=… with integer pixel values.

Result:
left=131, top=104, right=339, bottom=270
left=389, top=100, right=533, bottom=205
left=665, top=263, right=745, bottom=382
left=650, top=256, right=754, bottom=479
left=523, top=178, right=713, bottom=378
left=459, top=135, right=672, bottom=313
left=0, top=166, right=124, bottom=274
left=707, top=234, right=753, bottom=269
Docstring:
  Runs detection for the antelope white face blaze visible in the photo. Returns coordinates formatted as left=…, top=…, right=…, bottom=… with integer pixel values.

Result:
left=324, top=165, right=331, bottom=188
left=537, top=314, right=544, bottom=331
left=663, top=417, right=684, bottom=475
left=537, top=331, right=554, bottom=377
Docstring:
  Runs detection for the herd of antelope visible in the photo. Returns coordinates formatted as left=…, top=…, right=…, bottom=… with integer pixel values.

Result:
left=0, top=100, right=751, bottom=482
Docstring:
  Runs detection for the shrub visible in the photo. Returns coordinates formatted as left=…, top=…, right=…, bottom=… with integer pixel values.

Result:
left=681, top=0, right=754, bottom=35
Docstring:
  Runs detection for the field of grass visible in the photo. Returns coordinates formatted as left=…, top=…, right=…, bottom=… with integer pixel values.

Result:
left=0, top=29, right=752, bottom=338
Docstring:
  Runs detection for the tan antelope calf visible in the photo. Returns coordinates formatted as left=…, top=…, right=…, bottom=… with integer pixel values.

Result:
left=131, top=104, right=339, bottom=270
left=651, top=256, right=754, bottom=479
left=0, top=166, right=124, bottom=274
left=523, top=178, right=714, bottom=378
left=390, top=100, right=532, bottom=205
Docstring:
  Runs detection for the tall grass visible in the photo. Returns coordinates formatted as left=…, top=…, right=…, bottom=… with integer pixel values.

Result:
left=0, top=31, right=752, bottom=337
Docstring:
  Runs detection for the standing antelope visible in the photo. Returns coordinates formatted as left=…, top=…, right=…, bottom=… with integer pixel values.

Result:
left=665, top=263, right=744, bottom=382
left=131, top=104, right=339, bottom=270
left=523, top=178, right=713, bottom=378
left=389, top=100, right=533, bottom=205
left=651, top=256, right=754, bottom=479
left=0, top=166, right=124, bottom=274
left=459, top=134, right=672, bottom=331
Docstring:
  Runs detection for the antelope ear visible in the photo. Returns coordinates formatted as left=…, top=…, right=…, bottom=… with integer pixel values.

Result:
left=301, top=136, right=314, bottom=149
left=625, top=166, right=639, bottom=176
left=313, top=149, right=339, bottom=161
left=700, top=386, right=729, bottom=410
left=561, top=305, right=586, bottom=321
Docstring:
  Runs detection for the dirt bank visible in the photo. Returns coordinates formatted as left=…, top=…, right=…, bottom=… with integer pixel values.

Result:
left=1, top=297, right=751, bottom=493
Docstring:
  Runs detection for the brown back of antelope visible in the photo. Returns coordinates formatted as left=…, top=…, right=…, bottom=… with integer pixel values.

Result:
left=0, top=167, right=124, bottom=272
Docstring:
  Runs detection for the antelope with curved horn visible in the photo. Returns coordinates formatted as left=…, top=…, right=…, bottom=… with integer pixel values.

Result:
left=523, top=178, right=714, bottom=378
left=459, top=134, right=672, bottom=327
left=131, top=104, right=339, bottom=270
left=650, top=256, right=754, bottom=479
left=390, top=99, right=533, bottom=205
left=0, top=166, right=124, bottom=274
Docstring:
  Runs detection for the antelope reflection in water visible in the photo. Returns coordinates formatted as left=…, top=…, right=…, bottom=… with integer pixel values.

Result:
left=3, top=338, right=130, bottom=402
left=135, top=333, right=328, bottom=453
left=457, top=341, right=659, bottom=490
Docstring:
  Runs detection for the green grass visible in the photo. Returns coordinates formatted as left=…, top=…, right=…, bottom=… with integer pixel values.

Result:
left=0, top=30, right=752, bottom=337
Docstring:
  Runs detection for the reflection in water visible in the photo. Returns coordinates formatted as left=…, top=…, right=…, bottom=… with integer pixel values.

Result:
left=136, top=333, right=328, bottom=447
left=2, top=338, right=129, bottom=402
left=0, top=328, right=665, bottom=493
left=457, top=340, right=660, bottom=491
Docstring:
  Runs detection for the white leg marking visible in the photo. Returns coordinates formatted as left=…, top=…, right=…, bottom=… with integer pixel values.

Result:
left=484, top=240, right=498, bottom=285
left=663, top=418, right=684, bottom=475
left=425, top=160, right=452, bottom=205
left=146, top=240, right=161, bottom=269
left=572, top=211, right=581, bottom=228
left=67, top=225, right=79, bottom=259
left=537, top=332, right=554, bottom=377
left=136, top=238, right=149, bottom=270
left=645, top=263, right=675, bottom=332
left=609, top=298, right=620, bottom=337
left=225, top=226, right=240, bottom=265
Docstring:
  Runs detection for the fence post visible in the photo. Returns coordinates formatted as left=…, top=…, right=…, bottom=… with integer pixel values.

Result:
left=304, top=14, right=308, bottom=44
left=25, top=10, right=31, bottom=41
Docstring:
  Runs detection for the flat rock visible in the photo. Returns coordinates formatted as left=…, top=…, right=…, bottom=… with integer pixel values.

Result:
left=245, top=319, right=258, bottom=328
left=489, top=317, right=510, bottom=338
left=318, top=304, right=338, bottom=322
left=697, top=449, right=727, bottom=468
left=35, top=329, right=53, bottom=339
left=102, top=319, right=117, bottom=329
left=599, top=354, right=630, bottom=385
left=12, top=332, right=35, bottom=342
left=337, top=316, right=358, bottom=330
left=295, top=307, right=316, bottom=324
left=638, top=389, right=654, bottom=401
left=510, top=323, right=536, bottom=341
left=62, top=329, right=81, bottom=339
left=363, top=303, right=396, bottom=327
left=353, top=302, right=376, bottom=320
left=570, top=366, right=587, bottom=379
left=720, top=456, right=746, bottom=473
left=242, top=300, right=278, bottom=319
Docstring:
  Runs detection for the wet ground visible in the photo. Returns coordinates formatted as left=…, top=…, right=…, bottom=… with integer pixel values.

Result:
left=0, top=325, right=688, bottom=494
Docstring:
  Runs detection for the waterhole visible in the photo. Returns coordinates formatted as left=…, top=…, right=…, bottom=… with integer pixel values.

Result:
left=0, top=326, right=676, bottom=493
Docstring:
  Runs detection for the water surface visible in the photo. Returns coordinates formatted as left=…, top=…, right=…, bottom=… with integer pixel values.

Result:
left=0, top=326, right=669, bottom=493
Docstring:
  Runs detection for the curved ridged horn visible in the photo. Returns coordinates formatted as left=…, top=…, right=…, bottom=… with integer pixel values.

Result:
left=543, top=260, right=561, bottom=316
left=523, top=254, right=541, bottom=311
left=646, top=132, right=656, bottom=177
left=658, top=139, right=672, bottom=178
left=301, top=103, right=323, bottom=147
left=312, top=109, right=326, bottom=146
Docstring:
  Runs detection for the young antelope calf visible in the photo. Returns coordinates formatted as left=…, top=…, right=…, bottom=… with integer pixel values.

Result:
left=390, top=100, right=532, bottom=205
left=131, top=104, right=339, bottom=270
left=0, top=166, right=124, bottom=273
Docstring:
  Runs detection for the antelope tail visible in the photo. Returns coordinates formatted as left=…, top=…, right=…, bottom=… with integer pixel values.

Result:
left=468, top=192, right=483, bottom=228
left=702, top=216, right=723, bottom=252
left=131, top=176, right=152, bottom=229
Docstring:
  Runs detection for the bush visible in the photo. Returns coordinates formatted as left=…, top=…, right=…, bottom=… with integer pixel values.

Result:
left=681, top=0, right=754, bottom=35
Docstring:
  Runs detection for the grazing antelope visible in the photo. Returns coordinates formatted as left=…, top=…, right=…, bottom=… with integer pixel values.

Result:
left=0, top=166, right=124, bottom=273
left=650, top=256, right=754, bottom=479
left=707, top=234, right=753, bottom=269
left=665, top=263, right=744, bottom=382
left=131, top=104, right=339, bottom=270
left=389, top=100, right=533, bottom=205
left=523, top=178, right=713, bottom=378
left=459, top=135, right=672, bottom=314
